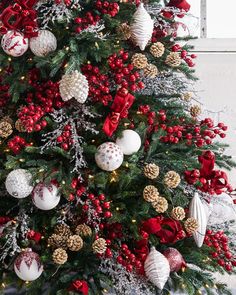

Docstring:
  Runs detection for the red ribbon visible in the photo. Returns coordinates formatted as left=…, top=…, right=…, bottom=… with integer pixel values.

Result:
left=68, top=280, right=89, bottom=295
left=103, top=89, right=134, bottom=137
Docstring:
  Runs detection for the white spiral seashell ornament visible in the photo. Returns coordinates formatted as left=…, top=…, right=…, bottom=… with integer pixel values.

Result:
left=130, top=3, right=154, bottom=51
left=144, top=247, right=170, bottom=290
left=189, top=192, right=208, bottom=247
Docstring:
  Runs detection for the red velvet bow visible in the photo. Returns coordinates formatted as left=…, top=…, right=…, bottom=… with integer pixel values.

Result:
left=168, top=0, right=190, bottom=11
left=68, top=280, right=89, bottom=295
left=103, top=89, right=134, bottom=137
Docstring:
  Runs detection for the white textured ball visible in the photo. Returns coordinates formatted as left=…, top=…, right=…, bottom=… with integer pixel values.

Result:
left=29, top=30, right=57, bottom=57
left=116, top=130, right=141, bottom=155
left=14, top=249, right=43, bottom=281
left=32, top=183, right=60, bottom=210
left=1, top=31, right=29, bottom=57
left=5, top=169, right=33, bottom=198
left=95, top=142, right=124, bottom=171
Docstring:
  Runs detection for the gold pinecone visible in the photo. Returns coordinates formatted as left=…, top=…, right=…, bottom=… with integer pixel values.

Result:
left=15, top=119, right=26, bottom=132
left=52, top=248, right=68, bottom=265
left=152, top=197, right=168, bottom=213
left=181, top=92, right=193, bottom=102
left=143, top=64, right=159, bottom=78
left=54, top=224, right=71, bottom=239
left=190, top=105, right=201, bottom=117
left=164, top=171, right=181, bottom=188
left=117, top=23, right=131, bottom=40
left=143, top=185, right=159, bottom=202
left=67, top=235, right=83, bottom=251
left=165, top=52, right=181, bottom=67
left=171, top=207, right=186, bottom=221
left=92, top=238, right=107, bottom=254
left=184, top=217, right=199, bottom=234
left=150, top=42, right=165, bottom=57
left=131, top=53, right=148, bottom=69
left=144, top=163, right=160, bottom=179
left=75, top=224, right=92, bottom=237
left=48, top=234, right=68, bottom=249
left=0, top=121, right=13, bottom=138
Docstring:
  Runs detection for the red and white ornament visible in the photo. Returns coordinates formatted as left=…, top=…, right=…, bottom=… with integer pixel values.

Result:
left=95, top=142, right=124, bottom=171
left=116, top=130, right=141, bottom=155
left=163, top=248, right=186, bottom=272
left=14, top=249, right=43, bottom=281
left=1, top=31, right=29, bottom=57
left=32, top=183, right=60, bottom=210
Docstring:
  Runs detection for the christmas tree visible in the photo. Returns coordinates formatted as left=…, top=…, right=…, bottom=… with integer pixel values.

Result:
left=0, top=0, right=236, bottom=294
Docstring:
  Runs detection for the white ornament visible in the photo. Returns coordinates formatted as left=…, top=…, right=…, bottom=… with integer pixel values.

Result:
left=95, top=142, right=124, bottom=171
left=59, top=70, right=89, bottom=104
left=29, top=30, right=57, bottom=57
left=1, top=31, right=29, bottom=57
left=5, top=169, right=33, bottom=199
left=14, top=249, right=43, bottom=281
left=32, top=183, right=60, bottom=210
left=189, top=192, right=208, bottom=247
left=144, top=247, right=170, bottom=290
left=116, top=129, right=141, bottom=155
left=130, top=3, right=154, bottom=51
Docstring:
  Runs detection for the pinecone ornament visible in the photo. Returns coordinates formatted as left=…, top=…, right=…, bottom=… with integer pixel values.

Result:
left=181, top=92, right=193, bottom=102
left=171, top=207, right=186, bottom=221
left=150, top=42, right=165, bottom=57
left=67, top=235, right=83, bottom=251
left=54, top=224, right=71, bottom=239
left=48, top=234, right=68, bottom=249
left=165, top=52, right=181, bottom=67
left=92, top=238, right=107, bottom=254
left=144, top=163, right=160, bottom=179
left=164, top=171, right=181, bottom=188
left=1, top=116, right=13, bottom=125
left=152, top=197, right=168, bottom=213
left=15, top=119, right=26, bottom=132
left=131, top=53, right=148, bottom=69
left=52, top=248, right=68, bottom=265
left=143, top=64, right=159, bottom=78
left=190, top=105, right=201, bottom=117
left=117, top=23, right=131, bottom=40
left=59, top=70, right=89, bottom=103
left=0, top=121, right=13, bottom=138
left=75, top=224, right=92, bottom=237
left=184, top=217, right=199, bottom=234
left=143, top=185, right=159, bottom=202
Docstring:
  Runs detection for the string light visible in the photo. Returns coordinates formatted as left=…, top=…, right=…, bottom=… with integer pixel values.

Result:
left=39, top=168, right=44, bottom=173
left=103, top=289, right=108, bottom=293
left=65, top=47, right=70, bottom=51
left=131, top=219, right=136, bottom=223
left=116, top=207, right=120, bottom=211
left=20, top=76, right=25, bottom=80
left=197, top=290, right=202, bottom=295
left=64, top=63, right=68, bottom=68
left=181, top=283, right=186, bottom=289
left=1, top=283, right=6, bottom=288
left=95, top=42, right=99, bottom=49
left=62, top=180, right=66, bottom=185
left=110, top=171, right=118, bottom=183
left=205, top=284, right=209, bottom=288
left=8, top=57, right=12, bottom=62
left=19, top=158, right=25, bottom=163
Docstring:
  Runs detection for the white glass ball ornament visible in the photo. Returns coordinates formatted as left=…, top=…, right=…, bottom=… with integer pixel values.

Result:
left=1, top=31, right=29, bottom=57
left=116, top=129, right=141, bottom=155
left=32, top=183, right=61, bottom=210
left=29, top=30, right=57, bottom=57
left=14, top=249, right=43, bottom=281
left=5, top=169, right=33, bottom=199
left=95, top=142, right=124, bottom=171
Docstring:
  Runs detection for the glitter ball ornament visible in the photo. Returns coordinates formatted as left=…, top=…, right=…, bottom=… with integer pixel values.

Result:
left=150, top=42, right=165, bottom=57
left=164, top=171, right=181, bottom=188
left=0, top=121, right=13, bottom=138
left=163, top=248, right=186, bottom=272
left=152, top=197, right=168, bottom=213
left=1, top=31, right=29, bottom=57
left=165, top=52, right=181, bottom=67
left=52, top=248, right=68, bottom=265
left=32, top=183, right=60, bottom=210
left=95, top=142, right=124, bottom=171
left=131, top=53, right=148, bottom=69
left=48, top=234, right=68, bottom=249
left=143, top=185, right=159, bottom=202
left=143, top=64, right=159, bottom=78
left=75, top=224, right=92, bottom=237
left=67, top=235, right=83, bottom=251
left=130, top=3, right=154, bottom=51
left=5, top=169, right=33, bottom=198
left=190, top=105, right=201, bottom=117
left=116, top=130, right=141, bottom=155
left=184, top=217, right=199, bottom=235
left=14, top=249, right=43, bottom=281
left=144, top=163, right=160, bottom=179
left=29, top=30, right=57, bottom=57
left=59, top=70, right=89, bottom=104
left=144, top=247, right=170, bottom=290
left=171, top=207, right=186, bottom=221
left=117, top=23, right=131, bottom=40
left=92, top=238, right=107, bottom=254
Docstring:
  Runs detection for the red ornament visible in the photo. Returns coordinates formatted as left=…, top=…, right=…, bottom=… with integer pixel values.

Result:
left=163, top=248, right=186, bottom=272
left=68, top=280, right=89, bottom=295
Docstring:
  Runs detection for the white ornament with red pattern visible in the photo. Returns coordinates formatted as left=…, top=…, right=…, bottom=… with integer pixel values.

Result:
left=29, top=30, right=57, bottom=57
left=116, top=129, right=141, bottom=155
left=32, top=183, right=60, bottom=210
left=14, top=249, right=43, bottom=281
left=1, top=31, right=29, bottom=57
left=95, top=142, right=124, bottom=171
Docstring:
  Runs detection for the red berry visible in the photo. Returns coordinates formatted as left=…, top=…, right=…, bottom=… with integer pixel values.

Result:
left=117, top=256, right=123, bottom=264
left=126, top=264, right=133, bottom=272
left=104, top=211, right=112, bottom=218
left=217, top=259, right=225, bottom=266
left=103, top=202, right=110, bottom=209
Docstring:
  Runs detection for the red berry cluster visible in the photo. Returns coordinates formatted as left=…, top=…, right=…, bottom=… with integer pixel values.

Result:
left=7, top=136, right=28, bottom=154
left=81, top=64, right=112, bottom=105
left=95, top=1, right=119, bottom=17
left=0, top=216, right=11, bottom=225
left=102, top=222, right=123, bottom=239
left=204, top=230, right=236, bottom=272
left=83, top=193, right=113, bottom=219
left=56, top=124, right=73, bottom=151
left=108, top=50, right=145, bottom=92
left=70, top=177, right=86, bottom=201
left=54, top=0, right=71, bottom=6
left=151, top=23, right=168, bottom=42
left=172, top=44, right=196, bottom=67
left=74, top=13, right=101, bottom=33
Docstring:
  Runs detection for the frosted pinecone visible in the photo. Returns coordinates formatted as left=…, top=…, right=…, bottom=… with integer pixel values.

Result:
left=75, top=224, right=92, bottom=237
left=165, top=52, right=181, bottom=67
left=117, top=23, right=131, bottom=40
left=143, top=185, right=159, bottom=202
left=0, top=121, right=13, bottom=138
left=67, top=235, right=83, bottom=251
left=184, top=218, right=199, bottom=234
left=164, top=171, right=181, bottom=188
left=190, top=105, right=201, bottom=117
left=131, top=53, right=148, bottom=69
left=150, top=42, right=165, bottom=57
left=48, top=234, right=68, bottom=249
left=54, top=224, right=71, bottom=239
left=92, top=238, right=107, bottom=254
left=52, top=248, right=68, bottom=265
left=181, top=92, right=193, bottom=102
left=171, top=207, right=186, bottom=220
left=143, top=64, right=159, bottom=78
left=152, top=197, right=168, bottom=213
left=143, top=163, right=160, bottom=179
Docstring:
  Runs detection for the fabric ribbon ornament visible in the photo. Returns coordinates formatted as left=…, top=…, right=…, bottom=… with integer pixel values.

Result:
left=162, top=0, right=190, bottom=19
left=103, top=89, right=135, bottom=137
left=68, top=280, right=89, bottom=295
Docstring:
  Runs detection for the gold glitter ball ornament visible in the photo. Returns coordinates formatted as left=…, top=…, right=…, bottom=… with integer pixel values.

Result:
left=0, top=121, right=13, bottom=138
left=92, top=238, right=107, bottom=254
left=131, top=53, right=148, bottom=69
left=48, top=234, right=68, bottom=249
left=171, top=207, right=186, bottom=221
left=150, top=42, right=165, bottom=57
left=143, top=64, right=159, bottom=78
left=184, top=217, right=199, bottom=234
left=52, top=248, right=68, bottom=265
left=75, top=224, right=92, bottom=237
left=152, top=197, right=168, bottom=213
left=165, top=52, right=181, bottom=67
left=117, top=23, right=131, bottom=40
left=144, top=163, right=160, bottom=179
left=190, top=105, right=201, bottom=117
left=67, top=235, right=83, bottom=251
left=164, top=171, right=181, bottom=188
left=143, top=185, right=159, bottom=202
